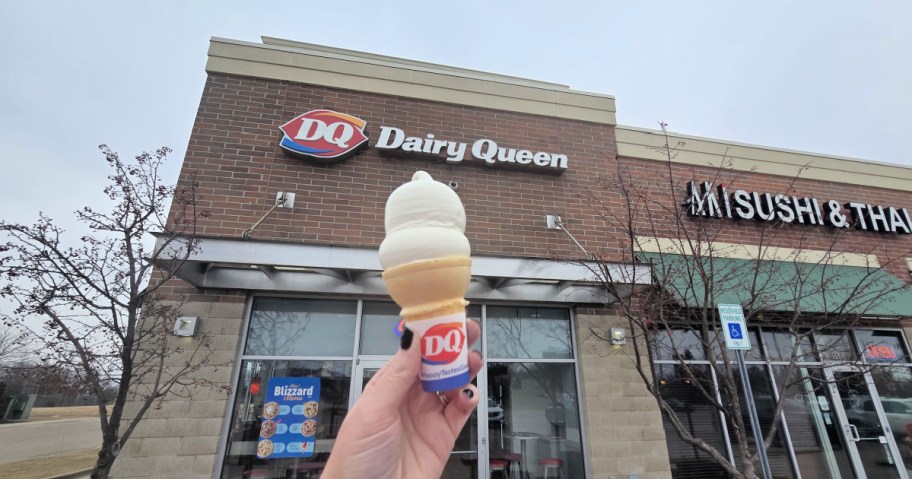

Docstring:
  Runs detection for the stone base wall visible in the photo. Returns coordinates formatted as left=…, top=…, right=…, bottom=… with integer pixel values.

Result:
left=577, top=313, right=672, bottom=479
left=110, top=300, right=246, bottom=478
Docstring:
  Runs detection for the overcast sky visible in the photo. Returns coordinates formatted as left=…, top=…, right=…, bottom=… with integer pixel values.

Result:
left=2, top=0, right=911, bottom=229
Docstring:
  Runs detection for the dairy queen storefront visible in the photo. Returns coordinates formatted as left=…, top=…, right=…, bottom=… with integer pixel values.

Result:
left=110, top=37, right=912, bottom=479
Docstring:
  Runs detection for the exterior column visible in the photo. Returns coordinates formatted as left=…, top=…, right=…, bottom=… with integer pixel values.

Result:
left=576, top=311, right=672, bottom=479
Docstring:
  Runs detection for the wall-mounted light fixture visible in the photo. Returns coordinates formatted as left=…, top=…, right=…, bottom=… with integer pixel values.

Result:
left=546, top=214, right=562, bottom=230
left=610, top=327, right=626, bottom=345
left=242, top=192, right=295, bottom=239
left=545, top=215, right=593, bottom=259
left=173, top=316, right=199, bottom=337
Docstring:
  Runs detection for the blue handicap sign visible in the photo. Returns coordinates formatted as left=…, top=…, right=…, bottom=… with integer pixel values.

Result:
left=718, top=304, right=750, bottom=350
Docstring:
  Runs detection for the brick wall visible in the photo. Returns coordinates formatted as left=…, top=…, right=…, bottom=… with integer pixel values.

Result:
left=172, top=73, right=912, bottom=278
left=607, top=156, right=912, bottom=279
left=174, top=73, right=617, bottom=259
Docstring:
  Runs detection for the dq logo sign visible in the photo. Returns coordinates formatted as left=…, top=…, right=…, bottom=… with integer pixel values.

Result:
left=421, top=322, right=466, bottom=365
left=279, top=110, right=369, bottom=162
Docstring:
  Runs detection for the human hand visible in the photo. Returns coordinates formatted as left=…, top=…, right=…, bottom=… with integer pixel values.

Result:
left=322, top=319, right=482, bottom=479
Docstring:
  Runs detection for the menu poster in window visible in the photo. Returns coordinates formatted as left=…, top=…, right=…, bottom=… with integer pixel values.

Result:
left=256, top=377, right=321, bottom=459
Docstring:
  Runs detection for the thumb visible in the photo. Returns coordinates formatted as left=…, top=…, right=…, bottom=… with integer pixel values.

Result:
left=359, top=327, right=421, bottom=410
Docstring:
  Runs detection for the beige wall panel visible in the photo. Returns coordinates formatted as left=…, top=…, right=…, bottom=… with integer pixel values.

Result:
left=206, top=39, right=617, bottom=125
left=577, top=312, right=672, bottom=479
left=636, top=236, right=881, bottom=267
left=111, top=299, right=244, bottom=478
left=617, top=127, right=912, bottom=191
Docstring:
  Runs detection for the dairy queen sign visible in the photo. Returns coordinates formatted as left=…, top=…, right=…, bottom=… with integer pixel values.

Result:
left=278, top=110, right=568, bottom=173
left=684, top=180, right=912, bottom=234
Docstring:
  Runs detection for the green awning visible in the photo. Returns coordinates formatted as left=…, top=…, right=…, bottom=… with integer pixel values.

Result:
left=638, top=253, right=912, bottom=316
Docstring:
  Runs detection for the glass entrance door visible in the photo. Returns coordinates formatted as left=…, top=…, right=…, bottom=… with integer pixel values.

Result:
left=825, top=367, right=908, bottom=479
left=352, top=358, right=480, bottom=479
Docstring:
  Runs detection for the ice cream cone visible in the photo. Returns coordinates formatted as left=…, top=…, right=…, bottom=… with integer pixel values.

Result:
left=383, top=256, right=472, bottom=392
left=379, top=171, right=473, bottom=392
left=382, top=256, right=471, bottom=322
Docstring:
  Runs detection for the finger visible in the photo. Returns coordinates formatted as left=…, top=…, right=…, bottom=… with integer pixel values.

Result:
left=437, top=349, right=482, bottom=402
left=444, top=384, right=480, bottom=434
left=468, top=350, right=482, bottom=379
left=359, top=327, right=421, bottom=410
left=466, top=318, right=480, bottom=347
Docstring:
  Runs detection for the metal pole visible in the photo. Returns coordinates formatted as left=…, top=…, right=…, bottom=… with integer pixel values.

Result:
left=737, top=349, right=773, bottom=479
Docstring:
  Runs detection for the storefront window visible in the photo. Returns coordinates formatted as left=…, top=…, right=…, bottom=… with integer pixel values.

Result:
left=652, top=328, right=707, bottom=361
left=814, top=331, right=857, bottom=363
left=486, top=306, right=582, bottom=478
left=245, top=298, right=357, bottom=357
left=724, top=365, right=795, bottom=478
left=359, top=301, right=400, bottom=355
left=856, top=330, right=910, bottom=363
left=656, top=364, right=729, bottom=479
left=773, top=367, right=856, bottom=479
left=761, top=330, right=815, bottom=362
left=488, top=363, right=584, bottom=478
left=869, top=367, right=912, bottom=474
left=223, top=299, right=582, bottom=479
left=655, top=326, right=912, bottom=479
left=486, top=306, right=572, bottom=359
left=220, top=359, right=351, bottom=479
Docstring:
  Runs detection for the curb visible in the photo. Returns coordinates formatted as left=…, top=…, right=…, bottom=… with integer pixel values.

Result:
left=43, top=468, right=93, bottom=479
left=0, top=417, right=97, bottom=428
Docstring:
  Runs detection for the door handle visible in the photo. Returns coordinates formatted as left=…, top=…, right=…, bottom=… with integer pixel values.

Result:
left=845, top=424, right=861, bottom=441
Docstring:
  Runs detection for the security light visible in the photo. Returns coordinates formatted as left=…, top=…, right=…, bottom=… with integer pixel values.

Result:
left=610, top=327, right=626, bottom=345
left=173, top=316, right=199, bottom=337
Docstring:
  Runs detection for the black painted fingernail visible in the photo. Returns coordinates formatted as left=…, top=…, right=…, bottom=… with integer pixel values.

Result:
left=400, top=327, right=413, bottom=350
left=462, top=388, right=474, bottom=399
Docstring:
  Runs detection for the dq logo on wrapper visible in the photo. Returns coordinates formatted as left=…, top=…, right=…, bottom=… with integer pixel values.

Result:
left=279, top=110, right=369, bottom=162
left=421, top=322, right=466, bottom=365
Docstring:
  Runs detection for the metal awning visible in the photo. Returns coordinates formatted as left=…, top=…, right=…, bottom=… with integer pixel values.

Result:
left=153, top=235, right=651, bottom=305
left=639, top=252, right=912, bottom=316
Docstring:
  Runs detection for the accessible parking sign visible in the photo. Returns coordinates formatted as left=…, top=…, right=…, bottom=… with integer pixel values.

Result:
left=718, top=304, right=751, bottom=350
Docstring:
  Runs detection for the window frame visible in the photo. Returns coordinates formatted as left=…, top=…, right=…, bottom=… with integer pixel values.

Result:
left=216, top=295, right=589, bottom=479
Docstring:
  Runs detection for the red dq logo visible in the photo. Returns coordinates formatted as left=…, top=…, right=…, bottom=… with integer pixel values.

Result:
left=421, top=322, right=466, bottom=365
left=279, top=110, right=369, bottom=162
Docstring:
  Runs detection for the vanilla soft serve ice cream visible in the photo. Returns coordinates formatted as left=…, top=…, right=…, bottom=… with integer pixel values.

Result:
left=379, top=171, right=470, bottom=268
left=380, top=171, right=473, bottom=392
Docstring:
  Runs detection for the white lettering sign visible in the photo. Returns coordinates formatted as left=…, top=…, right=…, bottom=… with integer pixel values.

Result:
left=684, top=180, right=912, bottom=235
left=375, top=125, right=567, bottom=173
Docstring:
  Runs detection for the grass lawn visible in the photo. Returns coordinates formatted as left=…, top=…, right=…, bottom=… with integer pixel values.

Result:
left=0, top=447, right=98, bottom=479
left=28, top=406, right=101, bottom=422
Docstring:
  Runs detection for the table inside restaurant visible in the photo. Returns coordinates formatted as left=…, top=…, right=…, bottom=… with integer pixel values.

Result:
left=504, top=431, right=541, bottom=478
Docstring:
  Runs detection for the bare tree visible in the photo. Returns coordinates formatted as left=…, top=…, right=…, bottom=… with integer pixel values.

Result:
left=0, top=325, right=31, bottom=368
left=0, top=145, right=220, bottom=479
left=573, top=125, right=912, bottom=479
